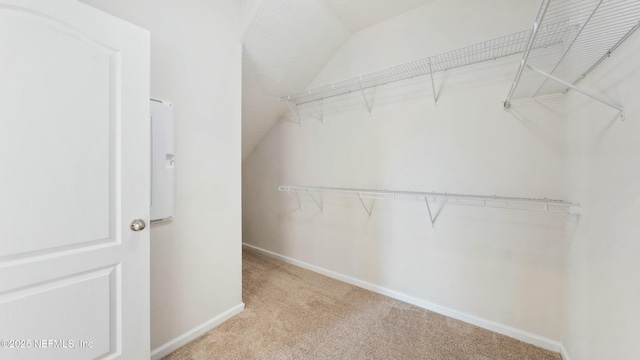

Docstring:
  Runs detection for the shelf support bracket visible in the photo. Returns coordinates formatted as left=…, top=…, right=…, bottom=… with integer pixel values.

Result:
left=285, top=100, right=302, bottom=126
left=526, top=64, right=625, bottom=120
left=357, top=193, right=374, bottom=217
left=428, top=59, right=438, bottom=104
left=358, top=80, right=374, bottom=115
left=313, top=99, right=323, bottom=123
left=286, top=190, right=301, bottom=210
left=306, top=190, right=323, bottom=212
left=425, top=197, right=445, bottom=227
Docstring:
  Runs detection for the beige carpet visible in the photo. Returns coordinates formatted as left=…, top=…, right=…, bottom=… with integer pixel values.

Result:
left=164, top=250, right=561, bottom=360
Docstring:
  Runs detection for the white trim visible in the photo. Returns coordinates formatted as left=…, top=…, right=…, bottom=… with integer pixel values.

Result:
left=150, top=303, right=245, bottom=360
left=560, top=344, right=572, bottom=360
left=243, top=243, right=561, bottom=353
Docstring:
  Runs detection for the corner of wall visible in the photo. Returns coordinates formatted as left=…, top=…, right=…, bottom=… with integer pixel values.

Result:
left=560, top=343, right=572, bottom=360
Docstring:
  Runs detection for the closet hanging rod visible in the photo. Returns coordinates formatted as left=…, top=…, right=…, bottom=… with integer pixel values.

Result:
left=279, top=185, right=582, bottom=215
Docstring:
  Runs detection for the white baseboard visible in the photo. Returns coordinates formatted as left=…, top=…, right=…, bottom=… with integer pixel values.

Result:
left=150, top=303, right=245, bottom=360
left=243, top=243, right=561, bottom=353
left=560, top=344, right=572, bottom=360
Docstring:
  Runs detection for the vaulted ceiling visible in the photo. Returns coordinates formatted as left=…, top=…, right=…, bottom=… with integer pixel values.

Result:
left=241, top=0, right=437, bottom=159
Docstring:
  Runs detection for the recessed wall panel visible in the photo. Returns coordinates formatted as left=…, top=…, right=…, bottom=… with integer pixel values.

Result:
left=0, top=267, right=116, bottom=359
left=0, top=11, right=115, bottom=259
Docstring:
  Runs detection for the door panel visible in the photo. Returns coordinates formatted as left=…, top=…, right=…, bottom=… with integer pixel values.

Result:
left=0, top=1, right=150, bottom=359
left=0, top=266, right=115, bottom=359
left=0, top=8, right=115, bottom=260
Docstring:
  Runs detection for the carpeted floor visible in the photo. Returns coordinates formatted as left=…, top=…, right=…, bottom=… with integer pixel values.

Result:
left=164, top=250, right=561, bottom=360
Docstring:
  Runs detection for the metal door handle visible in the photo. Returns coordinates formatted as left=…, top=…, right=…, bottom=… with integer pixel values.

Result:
left=130, top=219, right=146, bottom=231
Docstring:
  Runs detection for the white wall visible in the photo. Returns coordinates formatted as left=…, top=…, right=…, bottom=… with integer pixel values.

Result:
left=562, top=30, right=640, bottom=360
left=80, top=0, right=243, bottom=353
left=243, top=0, right=570, bottom=347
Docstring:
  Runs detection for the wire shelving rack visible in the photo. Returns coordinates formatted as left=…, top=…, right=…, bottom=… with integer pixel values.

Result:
left=279, top=22, right=574, bottom=107
left=504, top=0, right=640, bottom=117
left=279, top=185, right=581, bottom=226
left=280, top=0, right=640, bottom=121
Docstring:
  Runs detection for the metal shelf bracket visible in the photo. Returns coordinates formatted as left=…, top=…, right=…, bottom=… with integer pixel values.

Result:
left=306, top=190, right=323, bottom=212
left=359, top=80, right=375, bottom=116
left=425, top=197, right=445, bottom=227
left=357, top=193, right=374, bottom=217
left=527, top=64, right=625, bottom=120
left=284, top=100, right=301, bottom=126
left=285, top=189, right=301, bottom=210
left=312, top=99, right=323, bottom=123
left=428, top=60, right=438, bottom=104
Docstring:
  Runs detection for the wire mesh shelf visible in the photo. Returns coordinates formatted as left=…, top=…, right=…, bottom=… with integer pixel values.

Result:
left=279, top=185, right=581, bottom=225
left=279, top=22, right=574, bottom=106
left=505, top=0, right=640, bottom=109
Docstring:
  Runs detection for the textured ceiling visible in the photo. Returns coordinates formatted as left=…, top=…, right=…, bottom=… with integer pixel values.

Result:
left=241, top=0, right=437, bottom=159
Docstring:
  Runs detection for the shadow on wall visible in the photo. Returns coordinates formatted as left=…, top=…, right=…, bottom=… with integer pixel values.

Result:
left=506, top=95, right=567, bottom=157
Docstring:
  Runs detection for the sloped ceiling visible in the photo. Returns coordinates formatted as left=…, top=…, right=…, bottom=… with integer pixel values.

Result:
left=241, top=0, right=437, bottom=159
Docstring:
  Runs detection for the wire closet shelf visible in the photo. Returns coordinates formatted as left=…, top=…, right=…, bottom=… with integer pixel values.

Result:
left=504, top=0, right=640, bottom=113
left=279, top=21, right=574, bottom=106
left=279, top=186, right=582, bottom=225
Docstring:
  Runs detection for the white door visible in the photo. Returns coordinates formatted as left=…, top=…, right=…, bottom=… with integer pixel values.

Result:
left=0, top=1, right=150, bottom=359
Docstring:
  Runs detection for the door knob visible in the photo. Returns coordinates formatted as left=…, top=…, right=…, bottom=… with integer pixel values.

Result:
left=130, top=219, right=146, bottom=231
